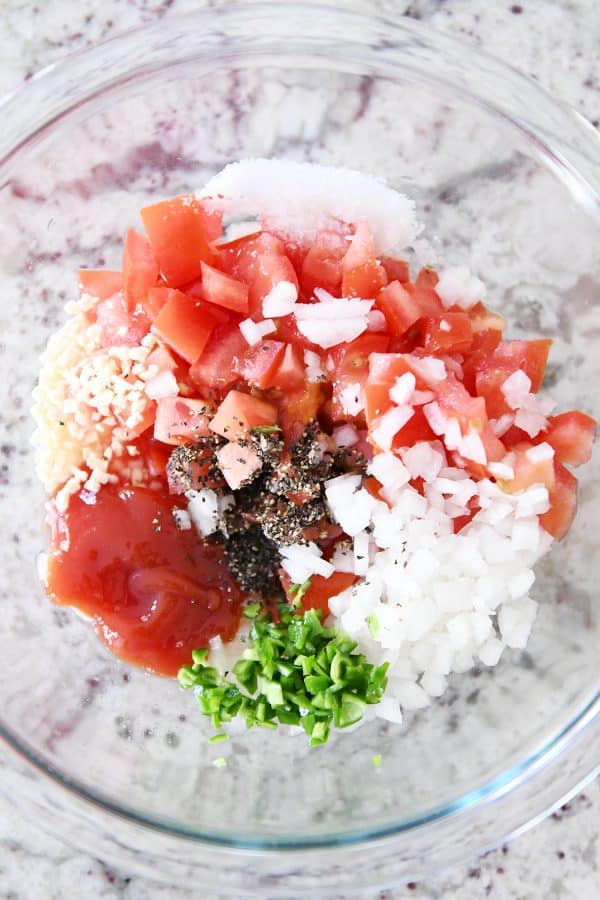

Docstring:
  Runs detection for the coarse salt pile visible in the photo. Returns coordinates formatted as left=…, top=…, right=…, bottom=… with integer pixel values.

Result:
left=198, top=158, right=420, bottom=253
left=32, top=293, right=158, bottom=511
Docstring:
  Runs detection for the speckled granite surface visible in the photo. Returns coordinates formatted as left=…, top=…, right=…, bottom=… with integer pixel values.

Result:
left=0, top=1, right=598, bottom=898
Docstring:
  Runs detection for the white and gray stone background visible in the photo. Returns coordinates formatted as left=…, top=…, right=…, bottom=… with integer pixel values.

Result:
left=0, top=1, right=598, bottom=898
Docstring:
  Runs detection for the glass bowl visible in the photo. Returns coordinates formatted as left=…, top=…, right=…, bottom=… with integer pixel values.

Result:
left=0, top=4, right=598, bottom=895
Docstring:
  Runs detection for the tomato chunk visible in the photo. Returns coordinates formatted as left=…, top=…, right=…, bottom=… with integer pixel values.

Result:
left=270, top=344, right=306, bottom=391
left=122, top=228, right=159, bottom=310
left=300, top=230, right=347, bottom=297
left=342, top=221, right=387, bottom=298
left=209, top=390, right=278, bottom=439
left=141, top=195, right=218, bottom=287
left=280, top=570, right=357, bottom=616
left=216, top=441, right=263, bottom=490
left=188, top=322, right=247, bottom=392
left=380, top=256, right=410, bottom=284
left=421, top=313, right=473, bottom=354
left=376, top=281, right=422, bottom=336
left=95, top=294, right=149, bottom=347
left=218, top=232, right=299, bottom=320
left=235, top=340, right=286, bottom=390
left=151, top=290, right=217, bottom=363
left=154, top=397, right=212, bottom=445
left=200, top=261, right=249, bottom=315
left=537, top=410, right=596, bottom=467
left=539, top=462, right=578, bottom=540
left=78, top=269, right=122, bottom=300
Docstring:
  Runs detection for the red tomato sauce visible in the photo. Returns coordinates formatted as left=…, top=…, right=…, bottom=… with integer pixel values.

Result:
left=46, top=485, right=243, bottom=676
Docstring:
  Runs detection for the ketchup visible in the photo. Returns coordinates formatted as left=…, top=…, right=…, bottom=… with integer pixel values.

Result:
left=46, top=485, right=243, bottom=676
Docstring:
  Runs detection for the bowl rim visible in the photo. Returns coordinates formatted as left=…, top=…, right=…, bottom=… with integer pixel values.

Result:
left=0, top=1, right=598, bottom=885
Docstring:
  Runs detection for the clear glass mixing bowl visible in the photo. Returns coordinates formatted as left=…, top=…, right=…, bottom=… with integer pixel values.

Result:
left=0, top=5, right=598, bottom=895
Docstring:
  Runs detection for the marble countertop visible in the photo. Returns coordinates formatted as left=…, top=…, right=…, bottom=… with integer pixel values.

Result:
left=0, top=0, right=598, bottom=898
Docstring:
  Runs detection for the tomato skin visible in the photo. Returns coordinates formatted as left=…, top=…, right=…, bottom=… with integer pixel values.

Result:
left=536, top=411, right=596, bottom=467
left=78, top=269, right=123, bottom=300
left=140, top=195, right=218, bottom=287
left=539, top=462, right=577, bottom=540
left=235, top=340, right=287, bottom=390
left=200, top=261, right=249, bottom=315
left=300, top=230, right=347, bottom=297
left=188, top=322, right=247, bottom=393
left=151, top=290, right=218, bottom=364
left=342, top=221, right=388, bottom=298
left=122, top=228, right=159, bottom=311
left=209, top=390, right=278, bottom=439
left=47, top=485, right=243, bottom=676
left=280, top=569, right=357, bottom=616
left=421, top=313, right=473, bottom=354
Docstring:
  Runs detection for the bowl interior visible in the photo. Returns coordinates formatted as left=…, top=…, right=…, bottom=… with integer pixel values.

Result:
left=0, top=13, right=599, bottom=847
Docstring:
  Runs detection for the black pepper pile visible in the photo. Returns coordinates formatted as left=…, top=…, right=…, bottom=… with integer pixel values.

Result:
left=166, top=424, right=361, bottom=600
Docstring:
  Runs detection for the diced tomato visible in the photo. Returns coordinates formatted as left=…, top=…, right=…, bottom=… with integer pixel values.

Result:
left=475, top=339, right=553, bottom=419
left=391, top=406, right=436, bottom=450
left=381, top=256, right=410, bottom=284
left=144, top=286, right=171, bottom=321
left=235, top=340, right=286, bottom=390
left=404, top=268, right=444, bottom=317
left=364, top=381, right=393, bottom=425
left=469, top=303, right=504, bottom=336
left=376, top=281, right=422, bottom=336
left=342, top=221, right=388, bottom=298
left=270, top=343, right=306, bottom=391
left=200, top=261, right=249, bottom=315
left=536, top=410, right=596, bottom=467
left=277, top=383, right=324, bottom=444
left=209, top=390, right=278, bottom=440
left=122, top=229, right=159, bottom=310
left=140, top=195, right=218, bottom=287
left=151, top=290, right=217, bottom=364
left=539, top=463, right=578, bottom=540
left=330, top=333, right=390, bottom=379
left=329, top=333, right=390, bottom=422
left=492, top=340, right=552, bottom=393
left=78, top=269, right=122, bottom=300
left=139, top=435, right=171, bottom=478
left=498, top=442, right=556, bottom=494
left=273, top=312, right=321, bottom=352
left=250, top=250, right=299, bottom=321
left=216, top=441, right=263, bottom=490
left=153, top=397, right=212, bottom=445
left=280, top=569, right=357, bottom=616
left=218, top=232, right=299, bottom=320
left=300, top=230, right=347, bottom=297
left=188, top=321, right=247, bottom=393
left=95, top=294, right=149, bottom=347
left=421, top=313, right=473, bottom=354
left=146, top=344, right=178, bottom=373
